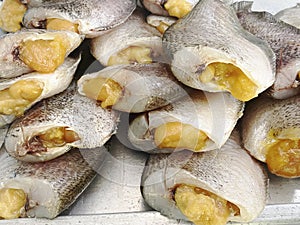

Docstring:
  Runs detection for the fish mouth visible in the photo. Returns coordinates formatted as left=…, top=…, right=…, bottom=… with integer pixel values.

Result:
left=17, top=126, right=80, bottom=158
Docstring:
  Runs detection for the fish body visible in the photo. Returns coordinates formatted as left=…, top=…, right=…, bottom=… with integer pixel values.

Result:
left=128, top=90, right=244, bottom=153
left=5, top=83, right=119, bottom=162
left=90, top=9, right=163, bottom=66
left=78, top=63, right=187, bottom=113
left=0, top=29, right=82, bottom=79
left=163, top=0, right=275, bottom=101
left=234, top=1, right=300, bottom=99
left=241, top=95, right=300, bottom=178
left=141, top=131, right=268, bottom=223
left=0, top=56, right=80, bottom=128
left=0, top=147, right=100, bottom=219
left=23, top=0, right=136, bottom=37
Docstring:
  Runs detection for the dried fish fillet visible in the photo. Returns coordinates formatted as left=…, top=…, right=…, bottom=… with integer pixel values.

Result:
left=78, top=63, right=187, bottom=113
left=0, top=147, right=101, bottom=219
left=141, top=131, right=268, bottom=224
left=90, top=9, right=163, bottom=67
left=5, top=83, right=119, bottom=162
left=241, top=95, right=300, bottom=178
left=0, top=29, right=82, bottom=78
left=0, top=56, right=80, bottom=128
left=234, top=1, right=300, bottom=99
left=128, top=90, right=244, bottom=153
left=163, top=0, right=276, bottom=101
left=23, top=0, right=136, bottom=37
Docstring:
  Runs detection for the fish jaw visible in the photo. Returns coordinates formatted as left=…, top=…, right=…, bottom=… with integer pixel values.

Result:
left=23, top=0, right=136, bottom=37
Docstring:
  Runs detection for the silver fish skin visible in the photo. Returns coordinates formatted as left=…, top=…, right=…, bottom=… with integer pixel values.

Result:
left=5, top=83, right=120, bottom=163
left=0, top=56, right=80, bottom=128
left=23, top=0, right=136, bottom=37
left=163, top=0, right=276, bottom=100
left=241, top=95, right=300, bottom=164
left=275, top=4, right=300, bottom=29
left=90, top=8, right=163, bottom=66
left=78, top=63, right=187, bottom=113
left=128, top=90, right=244, bottom=153
left=141, top=130, right=268, bottom=223
left=0, top=147, right=100, bottom=219
left=234, top=1, right=300, bottom=99
left=0, top=29, right=82, bottom=79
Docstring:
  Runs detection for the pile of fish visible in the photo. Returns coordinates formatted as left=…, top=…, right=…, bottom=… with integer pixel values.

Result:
left=0, top=0, right=299, bottom=224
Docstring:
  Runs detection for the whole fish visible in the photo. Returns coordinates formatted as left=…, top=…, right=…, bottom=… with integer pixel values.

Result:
left=275, top=4, right=300, bottom=29
left=128, top=90, right=244, bottom=153
left=141, top=131, right=268, bottom=225
left=22, top=0, right=136, bottom=37
left=90, top=8, right=163, bottom=67
left=77, top=63, right=187, bottom=113
left=234, top=1, right=300, bottom=99
left=163, top=0, right=276, bottom=102
left=0, top=29, right=82, bottom=78
left=0, top=56, right=80, bottom=128
left=5, top=82, right=119, bottom=163
left=0, top=147, right=102, bottom=219
left=241, top=95, right=300, bottom=178
left=141, top=0, right=199, bottom=18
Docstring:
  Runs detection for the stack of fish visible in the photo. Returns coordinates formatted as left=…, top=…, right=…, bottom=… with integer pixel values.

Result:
left=0, top=0, right=299, bottom=224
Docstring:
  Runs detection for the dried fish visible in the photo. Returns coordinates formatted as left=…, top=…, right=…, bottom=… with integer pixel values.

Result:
left=5, top=82, right=119, bottom=162
left=163, top=0, right=275, bottom=101
left=23, top=0, right=136, bottom=37
left=241, top=95, right=300, bottom=178
left=0, top=29, right=82, bottom=78
left=234, top=1, right=300, bottom=99
left=128, top=90, right=244, bottom=153
left=0, top=56, right=80, bottom=128
left=141, top=131, right=268, bottom=224
left=0, top=147, right=102, bottom=219
left=78, top=63, right=187, bottom=113
left=90, top=9, right=163, bottom=67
